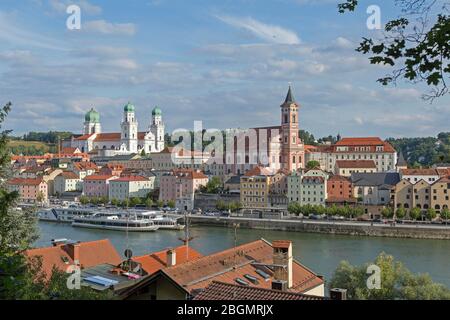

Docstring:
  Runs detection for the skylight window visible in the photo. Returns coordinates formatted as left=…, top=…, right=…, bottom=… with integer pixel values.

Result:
left=255, top=269, right=270, bottom=281
left=244, top=274, right=259, bottom=284
left=235, top=278, right=249, bottom=286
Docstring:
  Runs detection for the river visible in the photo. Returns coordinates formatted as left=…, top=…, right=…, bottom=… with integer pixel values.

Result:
left=36, top=221, right=450, bottom=288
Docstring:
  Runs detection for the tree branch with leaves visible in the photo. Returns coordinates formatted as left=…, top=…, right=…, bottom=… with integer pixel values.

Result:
left=339, top=0, right=450, bottom=101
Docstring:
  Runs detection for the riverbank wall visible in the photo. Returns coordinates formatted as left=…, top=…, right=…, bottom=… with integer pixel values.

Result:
left=187, top=216, right=450, bottom=240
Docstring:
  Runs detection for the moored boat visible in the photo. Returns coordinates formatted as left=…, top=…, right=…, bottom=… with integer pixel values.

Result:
left=71, top=212, right=159, bottom=232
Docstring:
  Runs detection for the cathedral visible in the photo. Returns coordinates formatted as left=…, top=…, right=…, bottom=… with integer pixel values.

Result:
left=71, top=103, right=165, bottom=155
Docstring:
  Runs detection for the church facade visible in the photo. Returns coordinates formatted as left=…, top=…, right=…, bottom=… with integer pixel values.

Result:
left=71, top=103, right=165, bottom=155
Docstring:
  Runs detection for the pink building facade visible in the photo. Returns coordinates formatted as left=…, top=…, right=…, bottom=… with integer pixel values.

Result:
left=83, top=175, right=119, bottom=198
left=159, top=169, right=209, bottom=210
left=7, top=178, right=48, bottom=203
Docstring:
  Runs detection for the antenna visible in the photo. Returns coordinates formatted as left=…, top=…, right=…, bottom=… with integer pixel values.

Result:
left=178, top=211, right=195, bottom=261
left=233, top=223, right=240, bottom=269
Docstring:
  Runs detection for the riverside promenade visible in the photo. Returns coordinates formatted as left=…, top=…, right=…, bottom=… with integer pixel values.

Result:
left=172, top=214, right=450, bottom=240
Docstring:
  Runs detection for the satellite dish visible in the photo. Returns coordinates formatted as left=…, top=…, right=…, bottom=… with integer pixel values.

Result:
left=124, top=249, right=133, bottom=259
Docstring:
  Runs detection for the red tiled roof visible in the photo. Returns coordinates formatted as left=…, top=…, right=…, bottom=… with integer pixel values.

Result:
left=160, top=239, right=324, bottom=295
left=437, top=168, right=450, bottom=177
left=193, top=281, right=324, bottom=300
left=58, top=171, right=79, bottom=179
left=333, top=137, right=396, bottom=153
left=7, top=177, right=44, bottom=186
left=400, top=168, right=439, bottom=176
left=132, top=245, right=203, bottom=275
left=335, top=137, right=384, bottom=146
left=328, top=175, right=351, bottom=182
left=24, top=239, right=121, bottom=280
left=336, top=160, right=376, bottom=169
left=172, top=169, right=208, bottom=180
left=73, top=161, right=98, bottom=171
left=83, top=174, right=117, bottom=181
left=244, top=166, right=273, bottom=177
left=61, top=147, right=79, bottom=154
left=76, top=132, right=150, bottom=142
left=112, top=175, right=149, bottom=182
left=74, top=133, right=95, bottom=141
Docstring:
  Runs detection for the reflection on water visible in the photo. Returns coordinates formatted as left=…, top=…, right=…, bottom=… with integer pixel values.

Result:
left=36, top=221, right=450, bottom=287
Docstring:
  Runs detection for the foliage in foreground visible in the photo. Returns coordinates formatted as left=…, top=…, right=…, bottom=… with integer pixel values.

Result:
left=0, top=103, right=109, bottom=300
left=330, top=252, right=450, bottom=300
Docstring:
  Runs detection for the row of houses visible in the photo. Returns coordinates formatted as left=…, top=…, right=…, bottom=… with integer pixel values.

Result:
left=237, top=166, right=450, bottom=217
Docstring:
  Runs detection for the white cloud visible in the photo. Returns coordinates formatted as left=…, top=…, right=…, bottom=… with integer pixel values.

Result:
left=215, top=15, right=300, bottom=45
left=83, top=20, right=137, bottom=36
left=48, top=0, right=102, bottom=15
left=0, top=11, right=66, bottom=51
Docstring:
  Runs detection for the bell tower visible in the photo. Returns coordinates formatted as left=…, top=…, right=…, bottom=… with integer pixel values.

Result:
left=280, top=85, right=304, bottom=171
left=121, top=102, right=138, bottom=153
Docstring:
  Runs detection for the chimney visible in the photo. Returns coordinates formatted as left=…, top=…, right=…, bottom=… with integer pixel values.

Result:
left=167, top=249, right=176, bottom=267
left=330, top=288, right=347, bottom=300
left=272, top=240, right=293, bottom=290
left=51, top=238, right=68, bottom=246
left=66, top=243, right=81, bottom=266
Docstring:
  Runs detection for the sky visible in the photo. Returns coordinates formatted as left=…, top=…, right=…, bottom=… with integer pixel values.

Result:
left=1, top=0, right=449, bottom=139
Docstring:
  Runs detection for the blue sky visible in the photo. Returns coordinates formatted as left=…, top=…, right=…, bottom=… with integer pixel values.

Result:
left=1, top=0, right=449, bottom=139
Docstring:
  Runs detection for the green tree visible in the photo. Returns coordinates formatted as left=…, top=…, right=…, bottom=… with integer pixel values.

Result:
left=121, top=199, right=130, bottom=208
left=1, top=103, right=104, bottom=300
left=202, top=176, right=223, bottom=194
left=306, top=160, right=320, bottom=170
left=129, top=197, right=142, bottom=207
left=99, top=196, right=109, bottom=205
left=381, top=207, right=393, bottom=219
left=36, top=191, right=45, bottom=205
left=410, top=207, right=422, bottom=221
left=338, top=0, right=450, bottom=100
left=110, top=198, right=119, bottom=207
left=144, top=197, right=153, bottom=208
left=426, top=208, right=437, bottom=221
left=287, top=202, right=301, bottom=215
left=229, top=201, right=242, bottom=213
left=330, top=252, right=450, bottom=300
left=216, top=200, right=227, bottom=211
left=396, top=206, right=406, bottom=220
left=441, top=207, right=450, bottom=221
left=299, top=130, right=316, bottom=145
left=79, top=196, right=89, bottom=205
left=167, top=200, right=176, bottom=209
left=156, top=200, right=164, bottom=208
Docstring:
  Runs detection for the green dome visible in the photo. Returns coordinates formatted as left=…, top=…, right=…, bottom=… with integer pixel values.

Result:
left=85, top=108, right=100, bottom=123
left=124, top=102, right=135, bottom=112
left=152, top=106, right=162, bottom=116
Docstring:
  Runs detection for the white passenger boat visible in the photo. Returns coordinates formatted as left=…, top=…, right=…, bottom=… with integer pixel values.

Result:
left=131, top=210, right=185, bottom=230
left=37, top=206, right=97, bottom=222
left=71, top=212, right=159, bottom=232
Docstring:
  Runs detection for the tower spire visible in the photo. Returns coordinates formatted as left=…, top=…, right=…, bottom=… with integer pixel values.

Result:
left=284, top=85, right=295, bottom=104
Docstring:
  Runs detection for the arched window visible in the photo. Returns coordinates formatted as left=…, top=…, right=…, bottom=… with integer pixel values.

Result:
left=404, top=203, right=409, bottom=209
left=368, top=187, right=373, bottom=195
left=435, top=205, right=441, bottom=210
left=424, top=204, right=429, bottom=209
left=358, top=187, right=363, bottom=195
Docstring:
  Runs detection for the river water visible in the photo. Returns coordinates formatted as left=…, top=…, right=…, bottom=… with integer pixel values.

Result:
left=36, top=222, right=450, bottom=288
